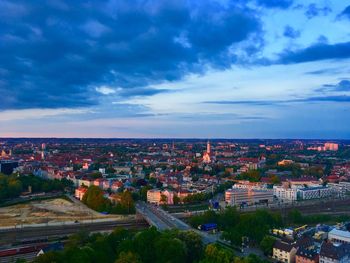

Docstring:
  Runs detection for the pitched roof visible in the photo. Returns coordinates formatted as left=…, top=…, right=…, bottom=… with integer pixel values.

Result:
left=296, top=248, right=318, bottom=260
left=320, top=241, right=350, bottom=260
left=274, top=240, right=296, bottom=252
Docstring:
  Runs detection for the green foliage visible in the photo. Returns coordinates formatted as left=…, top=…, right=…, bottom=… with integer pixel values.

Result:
left=0, top=174, right=23, bottom=202
left=233, top=254, right=270, bottom=263
left=188, top=210, right=219, bottom=228
left=0, top=174, right=71, bottom=203
left=214, top=182, right=234, bottom=194
left=154, top=236, right=186, bottom=263
left=110, top=191, right=136, bottom=214
left=82, top=185, right=111, bottom=212
left=218, top=207, right=240, bottom=229
left=33, top=225, right=275, bottom=263
left=183, top=192, right=211, bottom=204
left=176, top=231, right=204, bottom=263
left=173, top=194, right=180, bottom=205
left=199, top=244, right=234, bottom=263
left=90, top=172, right=103, bottom=178
left=115, top=252, right=141, bottom=263
left=287, top=209, right=350, bottom=225
left=236, top=170, right=261, bottom=182
left=259, top=236, right=276, bottom=255
left=190, top=208, right=282, bottom=246
left=223, top=210, right=282, bottom=245
left=268, top=174, right=280, bottom=184
left=139, top=185, right=152, bottom=201
left=34, top=251, right=64, bottom=263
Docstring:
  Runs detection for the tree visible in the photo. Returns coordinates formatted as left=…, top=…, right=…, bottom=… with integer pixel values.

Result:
left=288, top=209, right=303, bottom=224
left=200, top=244, right=234, bottom=263
left=218, top=207, right=239, bottom=229
left=65, top=230, right=90, bottom=250
left=260, top=236, right=276, bottom=255
left=177, top=231, right=203, bottom=263
left=119, top=191, right=135, bottom=213
left=115, top=252, right=141, bottom=263
left=134, top=227, right=160, bottom=263
left=173, top=194, right=180, bottom=205
left=82, top=185, right=111, bottom=212
left=34, top=251, right=64, bottom=263
left=155, top=237, right=186, bottom=263
left=234, top=254, right=270, bottom=263
left=160, top=194, right=168, bottom=204
left=139, top=186, right=152, bottom=201
left=268, top=174, right=280, bottom=184
left=189, top=210, right=219, bottom=228
left=237, top=170, right=261, bottom=182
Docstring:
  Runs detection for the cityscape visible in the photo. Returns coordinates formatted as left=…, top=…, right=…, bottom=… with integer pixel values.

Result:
left=1, top=139, right=350, bottom=262
left=1, top=0, right=350, bottom=263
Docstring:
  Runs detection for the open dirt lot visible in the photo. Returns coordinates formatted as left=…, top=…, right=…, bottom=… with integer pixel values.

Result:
left=0, top=197, right=115, bottom=227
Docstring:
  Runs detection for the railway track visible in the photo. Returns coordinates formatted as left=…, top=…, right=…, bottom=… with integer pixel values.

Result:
left=269, top=198, right=350, bottom=216
left=0, top=219, right=149, bottom=246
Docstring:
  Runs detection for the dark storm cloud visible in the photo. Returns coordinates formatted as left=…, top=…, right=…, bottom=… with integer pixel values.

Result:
left=283, top=26, right=300, bottom=39
left=278, top=41, right=350, bottom=64
left=0, top=0, right=261, bottom=110
left=255, top=0, right=293, bottom=9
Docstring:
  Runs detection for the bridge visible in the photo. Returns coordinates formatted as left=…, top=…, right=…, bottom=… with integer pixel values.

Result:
left=136, top=201, right=217, bottom=244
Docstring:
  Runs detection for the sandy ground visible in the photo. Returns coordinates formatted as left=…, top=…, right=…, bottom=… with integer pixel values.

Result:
left=0, top=198, right=113, bottom=227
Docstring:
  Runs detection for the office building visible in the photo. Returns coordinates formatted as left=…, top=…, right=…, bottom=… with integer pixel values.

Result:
left=225, top=188, right=273, bottom=206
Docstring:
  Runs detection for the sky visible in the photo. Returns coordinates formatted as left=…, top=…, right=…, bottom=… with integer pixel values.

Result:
left=0, top=0, right=350, bottom=139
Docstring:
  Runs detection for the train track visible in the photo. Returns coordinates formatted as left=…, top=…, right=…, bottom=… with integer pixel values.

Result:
left=0, top=219, right=149, bottom=246
left=269, top=198, right=350, bottom=216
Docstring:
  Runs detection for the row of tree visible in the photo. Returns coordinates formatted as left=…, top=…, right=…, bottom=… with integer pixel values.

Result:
left=82, top=185, right=135, bottom=214
left=189, top=207, right=282, bottom=253
left=0, top=173, right=72, bottom=203
left=34, top=227, right=269, bottom=263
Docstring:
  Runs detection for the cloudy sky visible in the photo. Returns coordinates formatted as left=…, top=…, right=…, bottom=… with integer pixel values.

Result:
left=1, top=0, right=350, bottom=138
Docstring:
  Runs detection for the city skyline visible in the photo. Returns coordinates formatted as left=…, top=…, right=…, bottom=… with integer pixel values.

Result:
left=1, top=0, right=350, bottom=138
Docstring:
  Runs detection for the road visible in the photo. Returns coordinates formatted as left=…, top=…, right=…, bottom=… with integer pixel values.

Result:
left=137, top=202, right=223, bottom=244
left=136, top=202, right=189, bottom=231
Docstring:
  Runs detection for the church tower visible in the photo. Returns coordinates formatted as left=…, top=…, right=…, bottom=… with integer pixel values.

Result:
left=207, top=141, right=211, bottom=154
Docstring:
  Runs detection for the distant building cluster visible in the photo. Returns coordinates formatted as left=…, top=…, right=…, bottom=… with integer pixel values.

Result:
left=307, top=142, right=339, bottom=152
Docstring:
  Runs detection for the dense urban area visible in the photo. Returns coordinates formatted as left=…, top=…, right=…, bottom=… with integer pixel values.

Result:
left=1, top=138, right=350, bottom=263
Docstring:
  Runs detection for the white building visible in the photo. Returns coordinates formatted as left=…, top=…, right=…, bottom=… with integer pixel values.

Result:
left=328, top=229, right=350, bottom=244
left=225, top=188, right=273, bottom=206
left=273, top=186, right=298, bottom=201
left=297, top=186, right=333, bottom=200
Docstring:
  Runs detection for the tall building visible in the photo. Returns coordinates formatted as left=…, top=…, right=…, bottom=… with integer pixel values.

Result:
left=203, top=141, right=211, bottom=163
